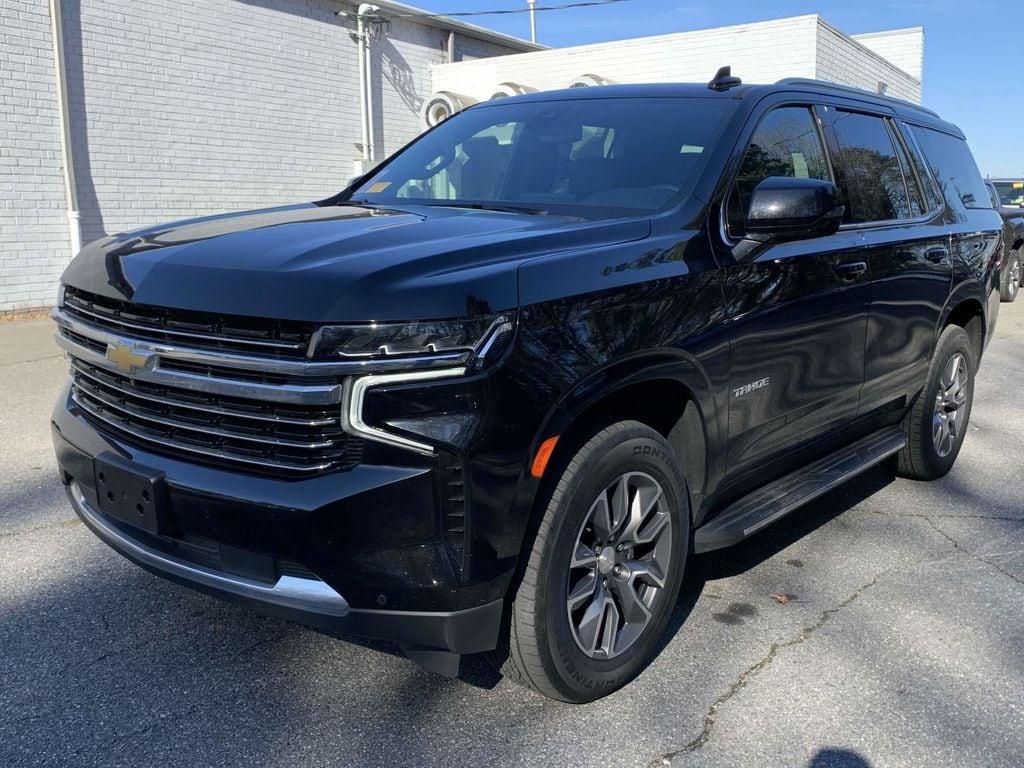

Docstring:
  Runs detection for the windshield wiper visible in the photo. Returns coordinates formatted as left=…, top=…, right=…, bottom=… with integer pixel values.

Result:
left=424, top=201, right=550, bottom=216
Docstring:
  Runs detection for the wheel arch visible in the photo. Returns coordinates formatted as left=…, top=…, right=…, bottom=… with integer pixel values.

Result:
left=522, top=352, right=722, bottom=541
left=940, top=291, right=986, bottom=363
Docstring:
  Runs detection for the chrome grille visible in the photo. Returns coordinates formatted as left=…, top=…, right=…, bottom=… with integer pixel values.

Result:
left=68, top=358, right=363, bottom=476
left=63, top=287, right=315, bottom=358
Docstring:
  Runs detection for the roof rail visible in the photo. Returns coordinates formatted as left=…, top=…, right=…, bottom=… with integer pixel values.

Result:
left=774, top=78, right=939, bottom=117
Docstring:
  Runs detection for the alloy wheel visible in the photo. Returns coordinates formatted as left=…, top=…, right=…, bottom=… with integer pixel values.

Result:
left=566, top=472, right=672, bottom=660
left=932, top=352, right=968, bottom=458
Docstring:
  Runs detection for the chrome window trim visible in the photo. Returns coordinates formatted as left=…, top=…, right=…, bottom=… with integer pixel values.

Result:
left=344, top=367, right=467, bottom=455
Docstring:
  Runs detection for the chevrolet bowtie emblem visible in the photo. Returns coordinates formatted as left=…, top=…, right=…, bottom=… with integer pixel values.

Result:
left=105, top=342, right=153, bottom=374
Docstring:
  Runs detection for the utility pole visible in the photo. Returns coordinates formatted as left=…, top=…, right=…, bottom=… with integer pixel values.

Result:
left=527, top=0, right=537, bottom=43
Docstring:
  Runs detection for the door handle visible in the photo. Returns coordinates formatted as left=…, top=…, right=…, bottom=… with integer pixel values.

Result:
left=925, top=247, right=949, bottom=263
left=834, top=261, right=867, bottom=281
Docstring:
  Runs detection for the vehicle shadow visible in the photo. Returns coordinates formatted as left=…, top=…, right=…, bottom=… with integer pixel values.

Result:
left=422, top=464, right=897, bottom=691
left=657, top=463, right=896, bottom=653
left=808, top=747, right=874, bottom=767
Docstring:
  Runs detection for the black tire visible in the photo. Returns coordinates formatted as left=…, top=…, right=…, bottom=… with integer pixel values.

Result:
left=896, top=324, right=975, bottom=480
left=1000, top=251, right=1020, bottom=302
left=500, top=420, right=689, bottom=703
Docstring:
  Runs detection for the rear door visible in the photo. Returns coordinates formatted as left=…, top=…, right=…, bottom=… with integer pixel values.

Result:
left=820, top=108, right=952, bottom=416
left=909, top=124, right=1004, bottom=348
left=717, top=102, right=869, bottom=477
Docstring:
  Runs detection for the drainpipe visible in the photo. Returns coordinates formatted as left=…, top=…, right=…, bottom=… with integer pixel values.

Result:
left=447, top=30, right=456, bottom=63
left=355, top=4, right=379, bottom=174
left=48, top=0, right=81, bottom=258
left=527, top=0, right=537, bottom=44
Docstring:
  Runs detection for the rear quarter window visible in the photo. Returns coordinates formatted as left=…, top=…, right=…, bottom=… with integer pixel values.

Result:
left=910, top=126, right=989, bottom=210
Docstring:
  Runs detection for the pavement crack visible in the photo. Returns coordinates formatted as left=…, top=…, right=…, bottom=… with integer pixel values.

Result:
left=920, top=515, right=1024, bottom=586
left=867, top=509, right=1024, bottom=523
left=649, top=568, right=892, bottom=765
left=229, top=632, right=289, bottom=660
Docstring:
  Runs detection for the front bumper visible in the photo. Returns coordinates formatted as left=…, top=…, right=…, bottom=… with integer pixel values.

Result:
left=52, top=387, right=507, bottom=657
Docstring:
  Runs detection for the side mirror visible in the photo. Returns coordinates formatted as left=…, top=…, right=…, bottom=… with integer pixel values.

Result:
left=745, top=177, right=844, bottom=241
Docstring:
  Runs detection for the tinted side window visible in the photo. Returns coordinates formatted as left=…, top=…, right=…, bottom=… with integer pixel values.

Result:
left=888, top=122, right=926, bottom=217
left=985, top=182, right=1000, bottom=209
left=831, top=111, right=911, bottom=222
left=910, top=126, right=989, bottom=210
left=727, top=107, right=831, bottom=237
left=901, top=122, right=944, bottom=211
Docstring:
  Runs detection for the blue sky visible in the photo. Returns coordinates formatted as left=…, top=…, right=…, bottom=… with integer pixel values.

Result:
left=415, top=0, right=1023, bottom=176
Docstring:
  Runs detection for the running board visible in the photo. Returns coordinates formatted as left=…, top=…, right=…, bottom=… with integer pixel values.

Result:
left=693, top=427, right=906, bottom=553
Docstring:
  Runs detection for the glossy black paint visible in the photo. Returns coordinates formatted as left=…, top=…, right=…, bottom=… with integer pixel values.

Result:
left=53, top=82, right=1002, bottom=656
left=745, top=177, right=843, bottom=237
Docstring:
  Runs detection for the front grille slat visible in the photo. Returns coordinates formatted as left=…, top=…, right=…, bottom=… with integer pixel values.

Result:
left=72, top=394, right=337, bottom=474
left=66, top=301, right=305, bottom=351
left=73, top=386, right=336, bottom=450
left=67, top=355, right=362, bottom=479
left=72, top=363, right=337, bottom=428
left=61, top=288, right=364, bottom=477
left=62, top=286, right=314, bottom=358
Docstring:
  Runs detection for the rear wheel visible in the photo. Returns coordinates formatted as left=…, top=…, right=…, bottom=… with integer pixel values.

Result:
left=896, top=324, right=975, bottom=480
left=1000, top=251, right=1020, bottom=302
left=500, top=420, right=689, bottom=702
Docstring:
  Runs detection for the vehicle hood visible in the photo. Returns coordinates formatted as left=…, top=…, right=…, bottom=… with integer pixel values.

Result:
left=61, top=203, right=651, bottom=322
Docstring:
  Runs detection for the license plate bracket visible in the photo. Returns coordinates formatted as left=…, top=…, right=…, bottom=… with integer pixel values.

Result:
left=93, top=452, right=169, bottom=536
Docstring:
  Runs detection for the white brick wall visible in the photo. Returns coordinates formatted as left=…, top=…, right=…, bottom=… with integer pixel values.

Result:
left=0, top=1, right=69, bottom=312
left=0, top=0, right=525, bottom=312
left=432, top=15, right=822, bottom=102
left=852, top=28, right=924, bottom=81
left=432, top=15, right=922, bottom=107
left=815, top=21, right=921, bottom=103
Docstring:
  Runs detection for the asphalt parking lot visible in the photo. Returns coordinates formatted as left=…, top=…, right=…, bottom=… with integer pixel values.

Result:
left=2, top=303, right=1022, bottom=768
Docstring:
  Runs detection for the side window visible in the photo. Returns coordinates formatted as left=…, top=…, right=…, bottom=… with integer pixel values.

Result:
left=985, top=182, right=1000, bottom=210
left=727, top=106, right=831, bottom=237
left=831, top=111, right=911, bottom=223
left=911, top=126, right=990, bottom=210
left=901, top=122, right=944, bottom=212
left=887, top=121, right=926, bottom=217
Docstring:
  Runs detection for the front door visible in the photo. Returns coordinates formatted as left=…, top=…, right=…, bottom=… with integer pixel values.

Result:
left=822, top=110, right=953, bottom=416
left=717, top=104, right=870, bottom=478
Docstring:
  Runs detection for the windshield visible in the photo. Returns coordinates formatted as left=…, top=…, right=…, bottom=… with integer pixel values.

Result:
left=993, top=180, right=1024, bottom=207
left=350, top=97, right=735, bottom=219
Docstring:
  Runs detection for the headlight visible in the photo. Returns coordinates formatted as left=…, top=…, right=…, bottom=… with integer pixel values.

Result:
left=330, top=313, right=515, bottom=454
left=312, top=313, right=514, bottom=368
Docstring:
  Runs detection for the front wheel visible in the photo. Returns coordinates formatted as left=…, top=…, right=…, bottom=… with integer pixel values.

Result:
left=1000, top=251, right=1020, bottom=302
left=896, top=324, right=975, bottom=480
left=500, top=420, right=689, bottom=702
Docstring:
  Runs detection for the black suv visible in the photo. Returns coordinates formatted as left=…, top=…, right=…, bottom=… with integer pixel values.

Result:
left=52, top=78, right=1002, bottom=702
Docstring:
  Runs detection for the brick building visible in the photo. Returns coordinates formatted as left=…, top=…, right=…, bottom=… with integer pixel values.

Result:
left=1, top=6, right=922, bottom=313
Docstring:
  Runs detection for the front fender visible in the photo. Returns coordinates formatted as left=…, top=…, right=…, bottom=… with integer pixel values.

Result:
left=522, top=350, right=726, bottom=528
